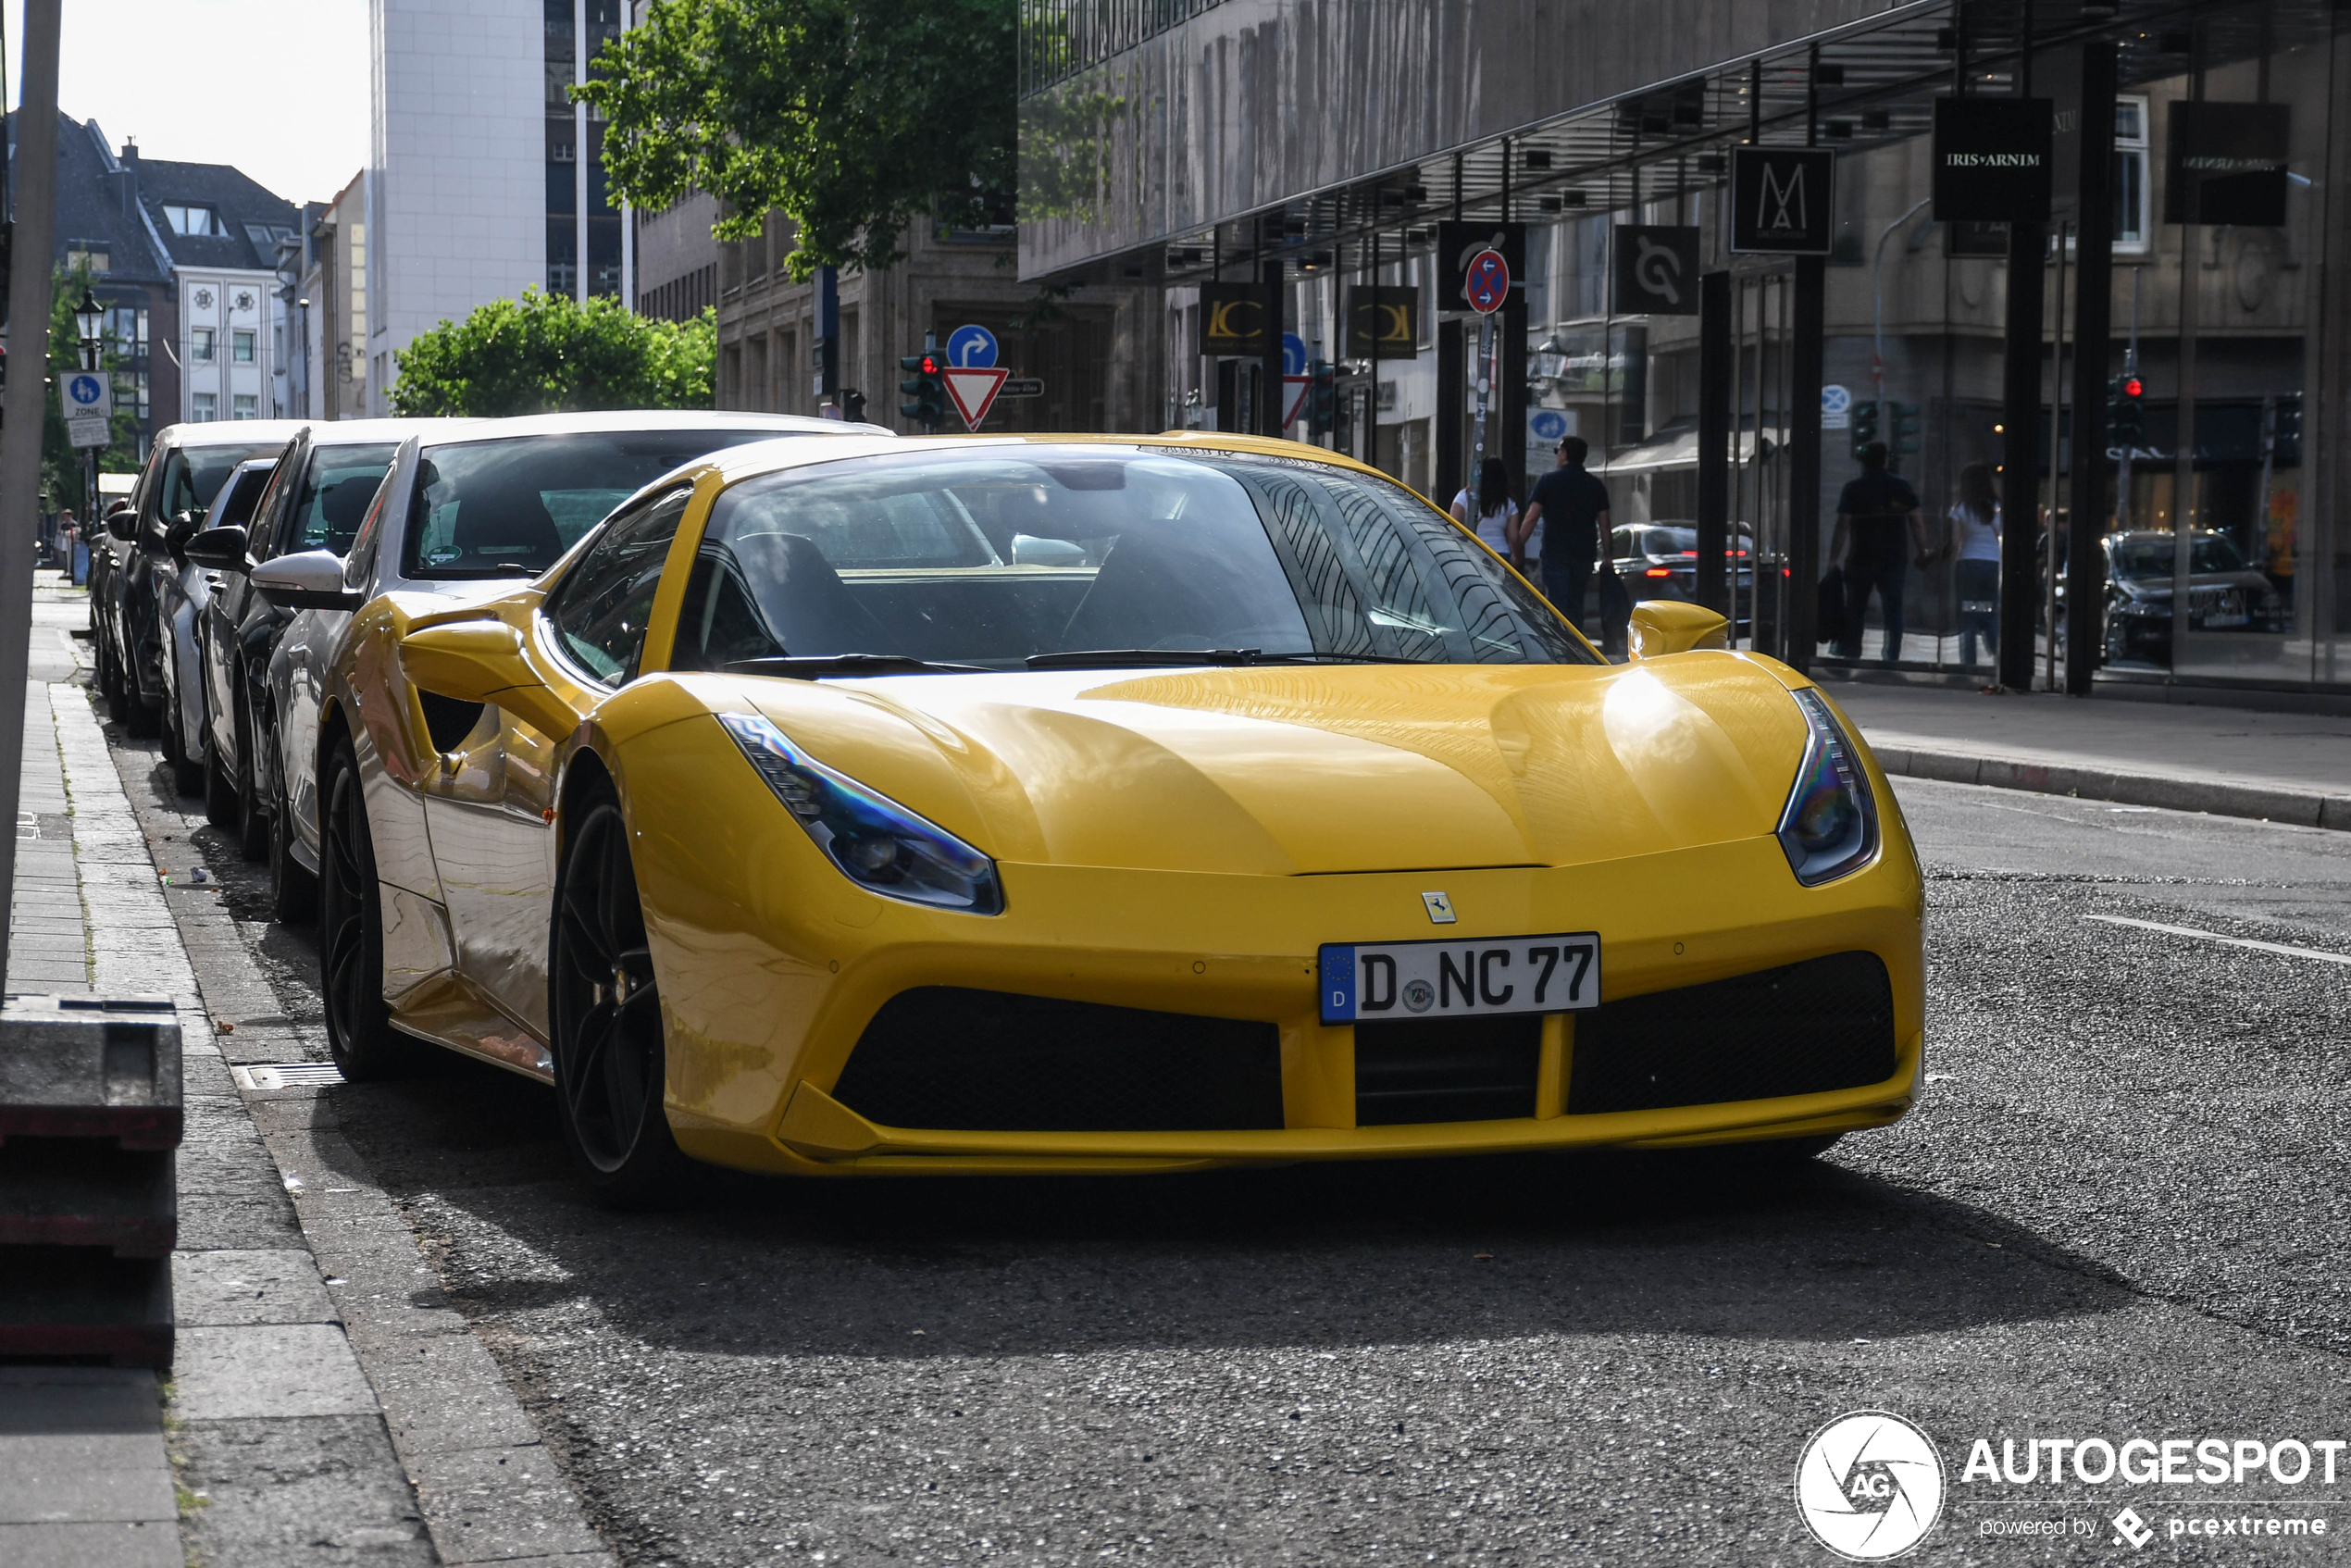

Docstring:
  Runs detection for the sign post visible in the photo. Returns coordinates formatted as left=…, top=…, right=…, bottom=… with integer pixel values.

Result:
left=61, top=372, right=111, bottom=450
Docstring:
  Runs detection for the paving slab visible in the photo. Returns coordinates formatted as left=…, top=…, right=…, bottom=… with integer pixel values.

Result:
left=172, top=1323, right=381, bottom=1422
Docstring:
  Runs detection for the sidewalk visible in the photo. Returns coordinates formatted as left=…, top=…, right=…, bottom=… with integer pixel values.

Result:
left=1820, top=674, right=2351, bottom=829
left=0, top=583, right=613, bottom=1567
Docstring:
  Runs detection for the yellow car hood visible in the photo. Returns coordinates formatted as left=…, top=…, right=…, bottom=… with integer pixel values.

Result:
left=726, top=653, right=1811, bottom=876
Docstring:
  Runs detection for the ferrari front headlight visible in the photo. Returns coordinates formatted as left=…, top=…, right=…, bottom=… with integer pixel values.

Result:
left=1776, top=688, right=1878, bottom=886
left=718, top=712, right=1005, bottom=915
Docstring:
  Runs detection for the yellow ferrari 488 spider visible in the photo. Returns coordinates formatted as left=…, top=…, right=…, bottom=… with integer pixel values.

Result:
left=314, top=432, right=1923, bottom=1196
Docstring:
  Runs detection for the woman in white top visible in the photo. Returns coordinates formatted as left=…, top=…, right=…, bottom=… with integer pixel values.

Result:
left=1452, top=458, right=1534, bottom=573
left=1948, top=462, right=2001, bottom=667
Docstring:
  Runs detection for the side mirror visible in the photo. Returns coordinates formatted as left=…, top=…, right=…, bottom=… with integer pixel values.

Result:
left=1626, top=601, right=1729, bottom=660
left=106, top=512, right=137, bottom=542
left=249, top=549, right=362, bottom=613
left=399, top=619, right=581, bottom=741
left=183, top=526, right=251, bottom=574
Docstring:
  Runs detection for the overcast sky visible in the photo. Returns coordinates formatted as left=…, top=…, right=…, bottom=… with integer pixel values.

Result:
left=14, top=0, right=369, bottom=207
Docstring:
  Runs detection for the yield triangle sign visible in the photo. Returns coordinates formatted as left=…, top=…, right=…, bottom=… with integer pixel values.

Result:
left=941, top=366, right=1011, bottom=429
left=1282, top=374, right=1312, bottom=429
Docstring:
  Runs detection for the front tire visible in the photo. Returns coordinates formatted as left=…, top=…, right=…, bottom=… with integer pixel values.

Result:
left=162, top=689, right=203, bottom=796
left=550, top=786, right=687, bottom=1203
left=317, top=739, right=419, bottom=1079
left=267, top=738, right=317, bottom=926
left=232, top=687, right=267, bottom=861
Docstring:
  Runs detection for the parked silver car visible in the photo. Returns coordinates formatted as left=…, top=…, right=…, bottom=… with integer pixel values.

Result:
left=155, top=456, right=277, bottom=793
left=225, top=410, right=886, bottom=922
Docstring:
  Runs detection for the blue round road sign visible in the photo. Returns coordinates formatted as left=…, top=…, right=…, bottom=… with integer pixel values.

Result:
left=67, top=374, right=105, bottom=408
left=1282, top=332, right=1308, bottom=377
left=945, top=324, right=999, bottom=369
left=1528, top=409, right=1569, bottom=443
left=1464, top=249, right=1511, bottom=315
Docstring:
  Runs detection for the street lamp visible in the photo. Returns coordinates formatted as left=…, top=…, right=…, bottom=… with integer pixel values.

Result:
left=73, top=285, right=104, bottom=371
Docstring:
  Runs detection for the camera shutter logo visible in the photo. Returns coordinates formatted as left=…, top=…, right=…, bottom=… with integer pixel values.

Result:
left=1794, top=1411, right=1945, bottom=1561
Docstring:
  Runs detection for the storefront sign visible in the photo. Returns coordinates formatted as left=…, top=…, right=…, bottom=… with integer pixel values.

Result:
left=1933, top=97, right=2053, bottom=223
left=1729, top=147, right=1836, bottom=255
left=1199, top=281, right=1272, bottom=355
left=1437, top=221, right=1525, bottom=312
left=1343, top=285, right=1420, bottom=359
left=2165, top=102, right=2291, bottom=227
left=1611, top=225, right=1700, bottom=316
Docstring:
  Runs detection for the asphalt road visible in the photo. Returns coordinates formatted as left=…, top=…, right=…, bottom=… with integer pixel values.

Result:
left=152, top=752, right=2351, bottom=1567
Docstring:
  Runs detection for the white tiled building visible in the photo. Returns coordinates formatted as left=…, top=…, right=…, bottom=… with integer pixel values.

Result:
left=365, top=0, right=547, bottom=415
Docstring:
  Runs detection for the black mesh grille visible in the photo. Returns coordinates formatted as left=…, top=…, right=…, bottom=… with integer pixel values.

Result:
left=831, top=988, right=1284, bottom=1132
left=1566, top=951, right=1897, bottom=1115
left=1355, top=1015, right=1541, bottom=1126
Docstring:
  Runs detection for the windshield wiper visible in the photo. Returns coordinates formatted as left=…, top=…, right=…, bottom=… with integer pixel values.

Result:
left=726, top=653, right=989, bottom=679
left=1026, top=648, right=1434, bottom=670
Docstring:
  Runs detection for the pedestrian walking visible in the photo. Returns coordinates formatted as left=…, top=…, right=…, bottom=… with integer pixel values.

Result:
left=1452, top=458, right=1525, bottom=570
left=55, top=508, right=79, bottom=585
left=1518, top=436, right=1611, bottom=642
left=1947, top=462, right=2001, bottom=668
left=1829, top=441, right=1933, bottom=665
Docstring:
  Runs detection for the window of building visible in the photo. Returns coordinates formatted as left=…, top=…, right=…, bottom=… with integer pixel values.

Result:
left=232, top=330, right=255, bottom=364
left=163, top=205, right=225, bottom=237
left=191, top=392, right=217, bottom=421
left=66, top=244, right=108, bottom=272
left=232, top=394, right=258, bottom=420
left=191, top=328, right=216, bottom=363
left=2114, top=96, right=2151, bottom=255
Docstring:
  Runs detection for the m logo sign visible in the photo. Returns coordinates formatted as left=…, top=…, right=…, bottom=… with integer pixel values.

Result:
left=1730, top=147, right=1835, bottom=255
left=1611, top=226, right=1700, bottom=316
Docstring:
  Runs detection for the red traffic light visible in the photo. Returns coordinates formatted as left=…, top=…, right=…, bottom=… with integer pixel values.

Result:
left=2121, top=377, right=2144, bottom=399
left=919, top=355, right=940, bottom=376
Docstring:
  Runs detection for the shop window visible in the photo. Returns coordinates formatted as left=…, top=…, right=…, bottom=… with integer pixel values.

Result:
left=2114, top=96, right=2151, bottom=256
left=232, top=394, right=258, bottom=420
left=191, top=392, right=216, bottom=422
left=232, top=330, right=255, bottom=364
left=190, top=328, right=215, bottom=363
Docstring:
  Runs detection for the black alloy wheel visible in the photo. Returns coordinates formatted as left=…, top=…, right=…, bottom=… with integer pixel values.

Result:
left=317, top=740, right=418, bottom=1078
left=550, top=786, right=687, bottom=1202
left=161, top=680, right=203, bottom=797
left=267, top=732, right=318, bottom=925
left=232, top=686, right=267, bottom=861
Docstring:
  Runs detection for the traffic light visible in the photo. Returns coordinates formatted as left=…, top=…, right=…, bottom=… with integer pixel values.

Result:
left=898, top=354, right=945, bottom=429
left=1888, top=402, right=1922, bottom=469
left=1309, top=359, right=1336, bottom=434
left=1849, top=399, right=1879, bottom=462
left=2109, top=373, right=2146, bottom=450
left=2273, top=393, right=2302, bottom=467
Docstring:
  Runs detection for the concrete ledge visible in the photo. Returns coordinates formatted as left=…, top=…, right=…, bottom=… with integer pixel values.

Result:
left=1872, top=744, right=2351, bottom=831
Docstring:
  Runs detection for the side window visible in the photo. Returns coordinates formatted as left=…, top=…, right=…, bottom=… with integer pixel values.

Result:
left=542, top=490, right=692, bottom=687
left=249, top=441, right=305, bottom=560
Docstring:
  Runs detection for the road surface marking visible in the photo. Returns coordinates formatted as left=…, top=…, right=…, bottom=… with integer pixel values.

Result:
left=2084, top=914, right=2351, bottom=967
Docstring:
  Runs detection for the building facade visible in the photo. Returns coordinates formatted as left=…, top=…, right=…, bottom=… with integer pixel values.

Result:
left=1021, top=0, right=2351, bottom=695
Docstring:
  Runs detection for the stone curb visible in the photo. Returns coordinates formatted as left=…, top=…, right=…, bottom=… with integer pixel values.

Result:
left=1870, top=743, right=2351, bottom=832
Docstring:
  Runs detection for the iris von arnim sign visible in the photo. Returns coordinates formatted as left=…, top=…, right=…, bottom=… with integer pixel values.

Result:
left=1933, top=97, right=2053, bottom=223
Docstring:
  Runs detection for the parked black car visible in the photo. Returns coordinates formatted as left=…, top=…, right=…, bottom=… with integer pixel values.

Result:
left=2101, top=529, right=2288, bottom=666
left=92, top=421, right=299, bottom=737
left=1605, top=519, right=1759, bottom=632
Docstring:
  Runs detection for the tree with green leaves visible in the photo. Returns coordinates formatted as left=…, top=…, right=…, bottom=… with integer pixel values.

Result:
left=575, top=0, right=1015, bottom=280
left=391, top=290, right=716, bottom=417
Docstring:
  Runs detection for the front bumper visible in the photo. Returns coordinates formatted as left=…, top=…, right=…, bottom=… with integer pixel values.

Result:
left=649, top=825, right=1926, bottom=1177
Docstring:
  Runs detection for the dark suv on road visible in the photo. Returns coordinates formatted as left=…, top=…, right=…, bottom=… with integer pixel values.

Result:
left=93, top=421, right=300, bottom=736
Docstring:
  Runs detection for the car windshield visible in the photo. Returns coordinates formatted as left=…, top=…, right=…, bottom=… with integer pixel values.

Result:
left=160, top=442, right=282, bottom=522
left=402, top=429, right=799, bottom=579
left=2113, top=534, right=2249, bottom=579
left=665, top=445, right=1598, bottom=672
left=292, top=443, right=400, bottom=556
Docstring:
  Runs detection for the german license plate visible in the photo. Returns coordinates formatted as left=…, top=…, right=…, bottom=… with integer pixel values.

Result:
left=1318, top=933, right=1600, bottom=1024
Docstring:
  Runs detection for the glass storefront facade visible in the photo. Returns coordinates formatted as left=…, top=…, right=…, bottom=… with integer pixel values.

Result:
left=1022, top=0, right=2351, bottom=693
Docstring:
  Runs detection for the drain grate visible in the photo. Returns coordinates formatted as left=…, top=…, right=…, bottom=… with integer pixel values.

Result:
left=231, top=1062, right=346, bottom=1090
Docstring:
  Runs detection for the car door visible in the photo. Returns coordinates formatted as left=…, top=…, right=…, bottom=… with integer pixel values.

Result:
left=421, top=486, right=693, bottom=1038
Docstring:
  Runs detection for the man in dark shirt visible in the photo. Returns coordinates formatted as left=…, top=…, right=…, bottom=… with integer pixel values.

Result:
left=1831, top=442, right=1933, bottom=664
left=1515, top=436, right=1612, bottom=642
